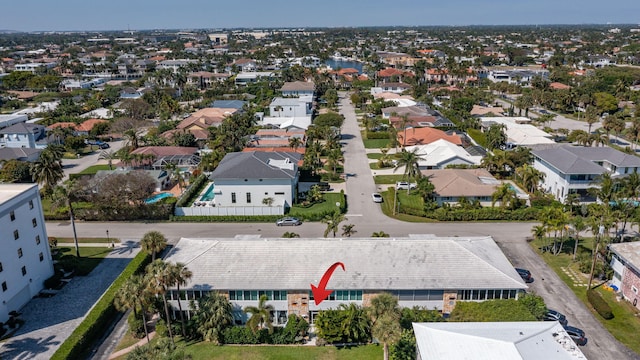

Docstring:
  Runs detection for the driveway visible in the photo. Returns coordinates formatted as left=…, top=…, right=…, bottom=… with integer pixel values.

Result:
left=61, top=139, right=126, bottom=180
left=0, top=245, right=140, bottom=360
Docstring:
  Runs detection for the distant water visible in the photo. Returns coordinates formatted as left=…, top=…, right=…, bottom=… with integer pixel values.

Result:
left=324, top=59, right=364, bottom=73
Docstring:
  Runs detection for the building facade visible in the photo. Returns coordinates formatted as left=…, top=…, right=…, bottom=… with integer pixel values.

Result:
left=609, top=242, right=640, bottom=310
left=0, top=184, right=54, bottom=322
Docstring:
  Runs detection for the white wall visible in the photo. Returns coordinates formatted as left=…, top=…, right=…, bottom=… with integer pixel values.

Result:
left=213, top=178, right=296, bottom=208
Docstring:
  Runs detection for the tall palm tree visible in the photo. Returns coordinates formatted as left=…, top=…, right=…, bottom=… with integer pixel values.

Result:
left=193, top=292, right=234, bottom=344
left=146, top=260, right=177, bottom=344
left=244, top=294, right=274, bottom=334
left=393, top=148, right=424, bottom=192
left=140, top=231, right=168, bottom=261
left=321, top=211, right=346, bottom=238
left=584, top=105, right=599, bottom=134
left=124, top=129, right=141, bottom=149
left=515, top=164, right=545, bottom=193
left=115, top=274, right=153, bottom=342
left=31, top=148, right=64, bottom=195
left=170, top=262, right=192, bottom=338
left=326, top=147, right=343, bottom=178
left=492, top=183, right=517, bottom=209
left=397, top=114, right=411, bottom=147
left=51, top=180, right=81, bottom=258
left=338, top=303, right=371, bottom=343
left=98, top=149, right=118, bottom=170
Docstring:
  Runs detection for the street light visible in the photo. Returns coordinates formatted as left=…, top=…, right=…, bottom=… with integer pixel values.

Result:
left=106, top=229, right=113, bottom=248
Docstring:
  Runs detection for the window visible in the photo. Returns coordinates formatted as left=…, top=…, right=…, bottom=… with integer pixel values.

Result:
left=14, top=230, right=19, bottom=240
left=2, top=282, right=6, bottom=292
left=275, top=192, right=285, bottom=195
left=32, top=218, right=37, bottom=227
left=21, top=266, right=26, bottom=276
left=246, top=193, right=251, bottom=203
left=29, top=200, right=34, bottom=209
left=39, top=252, right=44, bottom=262
left=17, top=248, right=23, bottom=258
left=0, top=262, right=3, bottom=272
left=36, top=235, right=41, bottom=245
left=10, top=211, right=15, bottom=221
left=231, top=192, right=236, bottom=204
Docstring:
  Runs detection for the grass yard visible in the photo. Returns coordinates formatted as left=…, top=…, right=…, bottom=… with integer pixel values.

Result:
left=374, top=175, right=405, bottom=184
left=113, top=331, right=142, bottom=352
left=367, top=153, right=384, bottom=159
left=54, top=246, right=111, bottom=276
left=75, top=164, right=112, bottom=175
left=289, top=193, right=346, bottom=218
left=52, top=237, right=120, bottom=244
left=369, top=163, right=393, bottom=170
left=529, top=237, right=640, bottom=354
left=183, top=343, right=382, bottom=360
left=363, top=139, right=390, bottom=149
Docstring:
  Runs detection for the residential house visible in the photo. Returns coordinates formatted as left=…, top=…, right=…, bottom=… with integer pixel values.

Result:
left=234, top=71, right=275, bottom=86
left=0, top=147, right=42, bottom=163
left=0, top=184, right=55, bottom=323
left=261, top=96, right=313, bottom=130
left=169, top=108, right=238, bottom=141
left=280, top=81, right=315, bottom=97
left=247, top=129, right=306, bottom=149
left=422, top=169, right=506, bottom=207
left=0, top=114, right=28, bottom=131
left=377, top=52, right=416, bottom=67
left=398, top=127, right=463, bottom=147
left=385, top=106, right=455, bottom=128
left=208, top=151, right=301, bottom=210
left=162, top=236, right=527, bottom=324
left=376, top=82, right=412, bottom=94
left=210, top=100, right=247, bottom=111
left=413, top=322, right=586, bottom=360
left=470, top=105, right=505, bottom=117
left=94, top=168, right=170, bottom=192
left=187, top=71, right=221, bottom=90
left=377, top=68, right=414, bottom=84
left=157, top=59, right=197, bottom=73
left=480, top=117, right=555, bottom=147
left=371, top=92, right=417, bottom=107
left=233, top=58, right=257, bottom=72
left=609, top=242, right=640, bottom=310
left=0, top=123, right=47, bottom=149
left=532, top=145, right=640, bottom=203
left=406, top=139, right=483, bottom=169
left=487, top=68, right=549, bottom=85
left=74, top=119, right=109, bottom=136
left=128, top=146, right=200, bottom=170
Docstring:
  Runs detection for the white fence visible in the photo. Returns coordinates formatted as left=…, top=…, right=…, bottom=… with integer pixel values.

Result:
left=175, top=206, right=285, bottom=216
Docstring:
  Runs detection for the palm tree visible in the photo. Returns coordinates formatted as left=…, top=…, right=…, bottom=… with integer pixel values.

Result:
left=321, top=212, right=346, bottom=238
left=397, top=114, right=411, bottom=147
left=170, top=262, right=192, bottom=338
left=115, top=274, right=153, bottom=342
left=244, top=294, right=274, bottom=334
left=98, top=149, right=118, bottom=170
left=193, top=292, right=234, bottom=344
left=372, top=231, right=390, bottom=237
left=31, top=147, right=64, bottom=195
left=146, top=260, right=177, bottom=344
left=288, top=137, right=303, bottom=151
left=492, top=183, right=517, bottom=209
left=393, top=148, right=424, bottom=192
left=124, top=129, right=141, bottom=149
left=481, top=150, right=513, bottom=178
left=140, top=231, right=168, bottom=261
left=341, top=224, right=357, bottom=237
left=584, top=105, right=599, bottom=134
left=338, top=303, right=371, bottom=343
left=326, top=147, right=343, bottom=178
left=571, top=216, right=587, bottom=261
left=51, top=180, right=81, bottom=257
left=515, top=164, right=545, bottom=193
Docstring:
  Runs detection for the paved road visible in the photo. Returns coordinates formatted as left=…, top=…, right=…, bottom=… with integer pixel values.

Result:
left=61, top=139, right=126, bottom=180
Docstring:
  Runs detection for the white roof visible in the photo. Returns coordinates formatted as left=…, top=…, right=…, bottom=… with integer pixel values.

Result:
left=413, top=322, right=587, bottom=360
left=406, top=139, right=482, bottom=168
left=163, top=236, right=527, bottom=291
left=261, top=116, right=312, bottom=130
left=480, top=117, right=555, bottom=146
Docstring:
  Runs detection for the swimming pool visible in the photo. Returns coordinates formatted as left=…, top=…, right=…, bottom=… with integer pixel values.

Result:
left=145, top=192, right=174, bottom=204
left=200, top=183, right=216, bottom=201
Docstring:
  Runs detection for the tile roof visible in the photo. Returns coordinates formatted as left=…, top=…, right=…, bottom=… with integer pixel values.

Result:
left=280, top=81, right=315, bottom=92
left=210, top=151, right=301, bottom=180
left=422, top=169, right=499, bottom=197
left=75, top=119, right=108, bottom=132
left=398, top=127, right=462, bottom=146
left=130, top=146, right=198, bottom=157
left=532, top=145, right=640, bottom=174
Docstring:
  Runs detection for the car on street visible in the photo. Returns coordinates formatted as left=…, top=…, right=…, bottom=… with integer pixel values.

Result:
left=539, top=109, right=550, bottom=114
left=515, top=268, right=533, bottom=283
left=276, top=217, right=302, bottom=226
left=372, top=193, right=383, bottom=203
left=563, top=325, right=587, bottom=346
left=544, top=309, right=568, bottom=326
left=396, top=181, right=417, bottom=190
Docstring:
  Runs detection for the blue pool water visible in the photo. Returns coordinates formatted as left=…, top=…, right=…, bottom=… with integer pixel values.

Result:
left=200, top=183, right=215, bottom=201
left=145, top=192, right=174, bottom=204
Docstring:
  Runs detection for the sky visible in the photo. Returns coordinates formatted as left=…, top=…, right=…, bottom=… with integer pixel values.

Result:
left=2, top=0, right=639, bottom=32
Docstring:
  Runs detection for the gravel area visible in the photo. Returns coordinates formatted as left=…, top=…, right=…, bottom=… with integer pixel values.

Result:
left=0, top=244, right=139, bottom=360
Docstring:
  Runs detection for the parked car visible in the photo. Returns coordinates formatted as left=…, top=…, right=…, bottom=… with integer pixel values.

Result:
left=515, top=268, right=533, bottom=283
left=544, top=309, right=568, bottom=326
left=563, top=325, right=587, bottom=346
left=396, top=181, right=417, bottom=190
left=276, top=217, right=302, bottom=226
left=372, top=193, right=383, bottom=203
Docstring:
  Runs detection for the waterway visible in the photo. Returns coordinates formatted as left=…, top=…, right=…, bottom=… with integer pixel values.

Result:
left=324, top=58, right=364, bottom=73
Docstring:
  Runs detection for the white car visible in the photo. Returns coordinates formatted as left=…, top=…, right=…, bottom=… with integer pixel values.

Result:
left=396, top=181, right=417, bottom=190
left=372, top=193, right=383, bottom=203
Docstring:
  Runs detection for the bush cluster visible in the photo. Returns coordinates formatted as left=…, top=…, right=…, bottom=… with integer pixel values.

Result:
left=365, top=131, right=390, bottom=139
left=587, top=289, right=614, bottom=320
left=417, top=207, right=541, bottom=221
left=222, top=315, right=308, bottom=345
left=176, top=174, right=208, bottom=207
left=51, top=251, right=151, bottom=360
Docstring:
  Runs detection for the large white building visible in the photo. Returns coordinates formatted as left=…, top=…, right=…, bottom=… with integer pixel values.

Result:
left=0, top=184, right=54, bottom=322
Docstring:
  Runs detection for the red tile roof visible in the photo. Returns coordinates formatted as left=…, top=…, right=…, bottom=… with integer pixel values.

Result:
left=397, top=127, right=463, bottom=146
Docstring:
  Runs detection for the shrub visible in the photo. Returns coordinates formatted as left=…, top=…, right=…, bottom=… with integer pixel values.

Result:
left=176, top=174, right=207, bottom=207
left=127, top=312, right=146, bottom=339
left=222, top=326, right=260, bottom=344
left=365, top=131, right=390, bottom=139
left=51, top=251, right=151, bottom=360
left=44, top=273, right=62, bottom=289
left=155, top=319, right=168, bottom=338
left=587, top=289, right=614, bottom=320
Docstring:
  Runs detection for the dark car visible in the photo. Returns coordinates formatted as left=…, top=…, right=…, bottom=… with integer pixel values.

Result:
left=515, top=268, right=533, bottom=283
left=316, top=182, right=330, bottom=191
left=563, top=325, right=587, bottom=346
left=276, top=217, right=302, bottom=226
left=544, top=309, right=568, bottom=327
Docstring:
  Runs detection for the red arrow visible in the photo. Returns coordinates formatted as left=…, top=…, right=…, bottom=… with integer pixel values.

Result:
left=310, top=262, right=345, bottom=305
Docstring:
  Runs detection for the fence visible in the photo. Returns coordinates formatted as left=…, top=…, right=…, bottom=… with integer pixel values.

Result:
left=175, top=205, right=285, bottom=216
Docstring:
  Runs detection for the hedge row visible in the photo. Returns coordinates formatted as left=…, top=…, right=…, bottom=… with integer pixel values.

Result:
left=176, top=174, right=208, bottom=208
left=587, top=289, right=614, bottom=320
left=365, top=131, right=390, bottom=139
left=411, top=206, right=541, bottom=221
left=51, top=251, right=151, bottom=360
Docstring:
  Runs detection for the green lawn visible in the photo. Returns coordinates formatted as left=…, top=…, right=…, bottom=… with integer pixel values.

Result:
left=397, top=191, right=424, bottom=210
left=363, top=139, right=390, bottom=149
left=54, top=246, right=111, bottom=276
left=369, top=163, right=393, bottom=170
left=529, top=237, right=640, bottom=354
left=289, top=193, right=346, bottom=218
left=53, top=237, right=120, bottom=244
left=183, top=343, right=382, bottom=360
left=75, top=164, right=112, bottom=175
left=367, top=153, right=384, bottom=159
left=374, top=175, right=405, bottom=184
left=466, top=128, right=487, bottom=148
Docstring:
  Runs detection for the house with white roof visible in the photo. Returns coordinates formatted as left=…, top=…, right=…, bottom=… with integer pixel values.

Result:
left=0, top=123, right=47, bottom=149
left=260, top=96, right=313, bottom=130
left=163, top=236, right=528, bottom=325
left=413, top=322, right=586, bottom=360
left=280, top=81, right=315, bottom=97
left=480, top=117, right=555, bottom=147
left=532, top=145, right=640, bottom=203
left=406, top=139, right=483, bottom=170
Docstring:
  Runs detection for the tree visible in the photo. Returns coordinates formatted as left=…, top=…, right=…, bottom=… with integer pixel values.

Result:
left=0, top=159, right=32, bottom=183
left=99, top=149, right=118, bottom=170
left=288, top=137, right=303, bottom=151
left=173, top=131, right=197, bottom=147
left=192, top=292, right=233, bottom=344
left=515, top=164, right=545, bottom=193
left=341, top=224, right=357, bottom=237
left=492, top=183, right=517, bottom=209
left=244, top=294, right=274, bottom=334
left=31, top=147, right=64, bottom=195
left=115, top=274, right=154, bottom=342
left=393, top=148, right=424, bottom=190
left=338, top=303, right=371, bottom=343
left=322, top=212, right=346, bottom=238
left=369, top=293, right=402, bottom=360
left=146, top=260, right=177, bottom=344
left=141, top=231, right=168, bottom=261
left=170, top=262, right=192, bottom=338
left=51, top=181, right=81, bottom=257
left=372, top=231, right=390, bottom=237
left=485, top=124, right=507, bottom=151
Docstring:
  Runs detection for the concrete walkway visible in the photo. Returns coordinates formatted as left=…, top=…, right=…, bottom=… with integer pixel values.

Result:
left=0, top=246, right=140, bottom=360
left=107, top=331, right=156, bottom=359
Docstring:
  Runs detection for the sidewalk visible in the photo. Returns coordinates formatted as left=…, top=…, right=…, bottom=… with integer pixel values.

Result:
left=108, top=331, right=156, bottom=359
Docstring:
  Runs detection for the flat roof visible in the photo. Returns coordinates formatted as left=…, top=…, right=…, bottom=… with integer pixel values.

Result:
left=0, top=184, right=37, bottom=204
left=164, top=236, right=527, bottom=291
